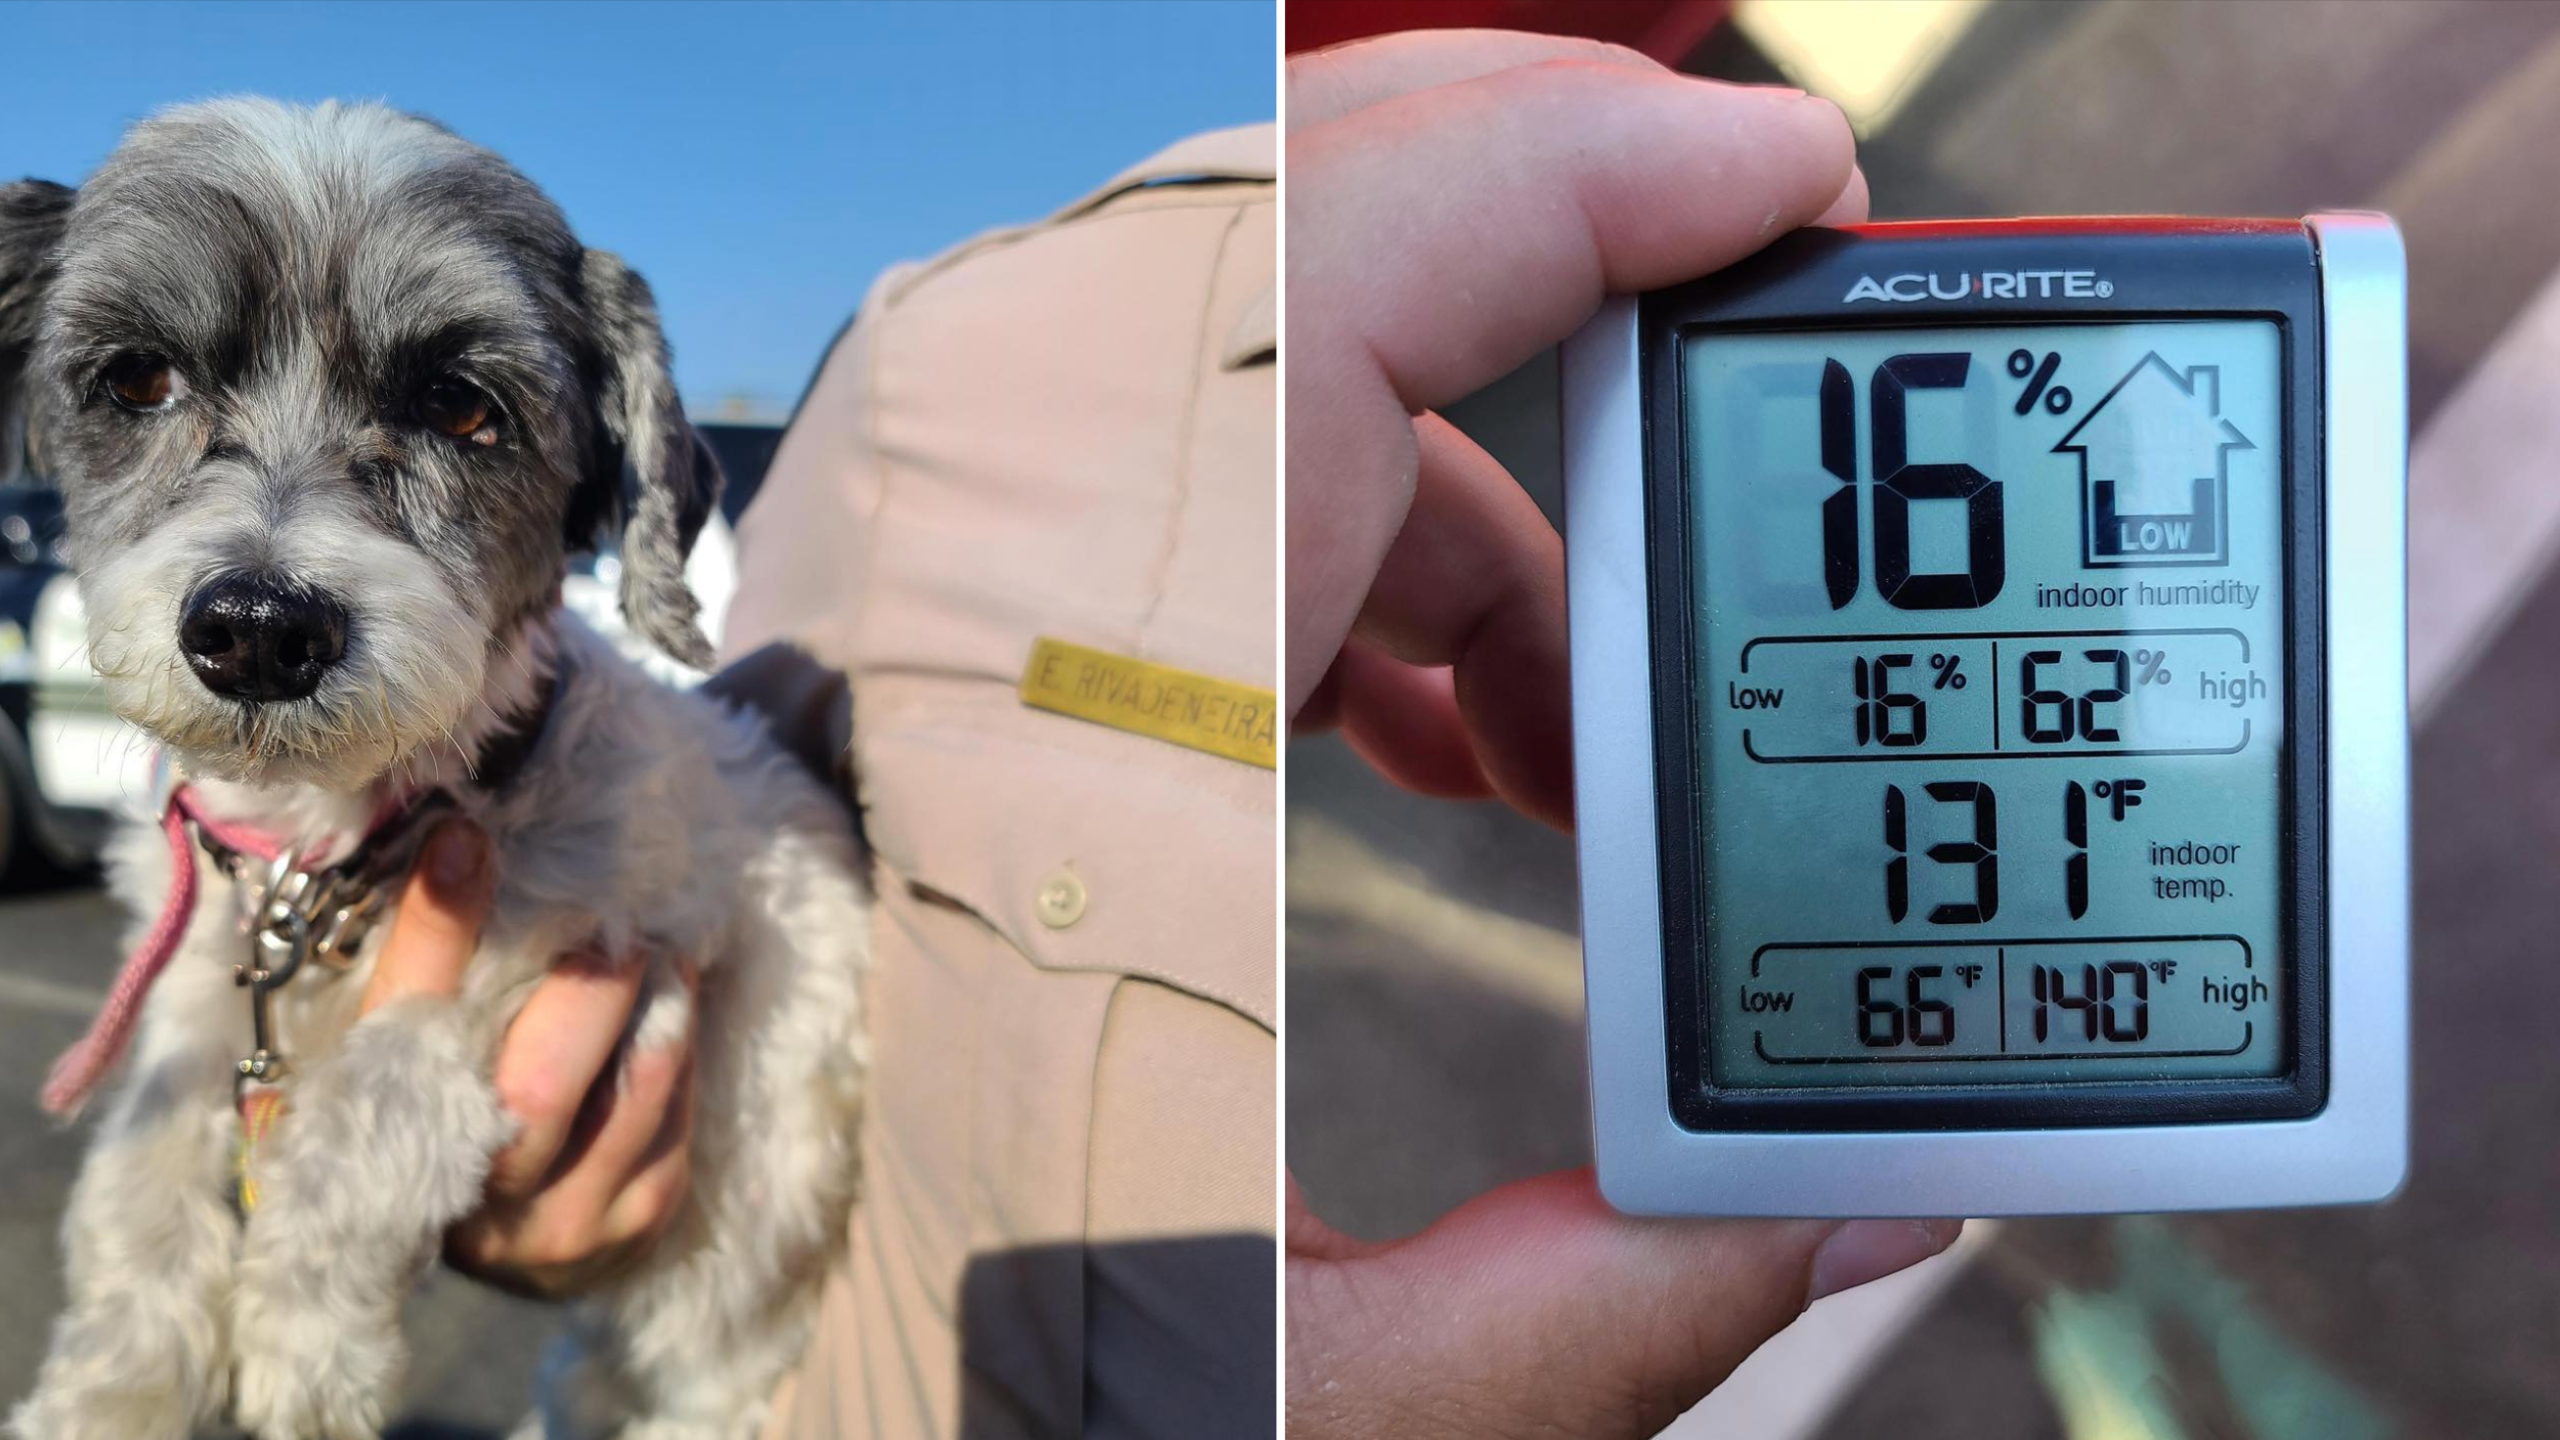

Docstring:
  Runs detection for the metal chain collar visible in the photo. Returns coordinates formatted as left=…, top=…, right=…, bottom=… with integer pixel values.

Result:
left=214, top=839, right=391, bottom=1084
left=194, top=794, right=454, bottom=1086
left=194, top=657, right=557, bottom=1089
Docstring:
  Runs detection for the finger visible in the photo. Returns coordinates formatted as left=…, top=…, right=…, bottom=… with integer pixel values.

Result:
left=1817, top=164, right=1872, bottom=227
left=1290, top=1168, right=1960, bottom=1440
left=598, top=1057, right=697, bottom=1248
left=1286, top=1172, right=1380, bottom=1264
left=1293, top=647, right=1349, bottom=736
left=548, top=1021, right=688, bottom=1201
left=499, top=1039, right=692, bottom=1267
left=539, top=964, right=699, bottom=1202
left=1287, top=69, right=1855, bottom=710
left=360, top=819, right=493, bottom=1012
left=1350, top=414, right=1570, bottom=825
left=443, top=1200, right=549, bottom=1292
left=1292, top=68, right=1853, bottom=417
left=1330, top=643, right=1494, bottom=804
left=1288, top=28, right=1666, bottom=131
left=483, top=953, right=647, bottom=1199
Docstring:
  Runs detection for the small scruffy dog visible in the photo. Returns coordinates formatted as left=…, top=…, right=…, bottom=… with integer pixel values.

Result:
left=0, top=101, right=868, bottom=1440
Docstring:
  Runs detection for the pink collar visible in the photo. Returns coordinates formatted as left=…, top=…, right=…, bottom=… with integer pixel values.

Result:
left=41, top=783, right=424, bottom=1118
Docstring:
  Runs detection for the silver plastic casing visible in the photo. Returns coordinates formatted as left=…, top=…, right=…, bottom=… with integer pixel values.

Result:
left=1560, top=214, right=2409, bottom=1216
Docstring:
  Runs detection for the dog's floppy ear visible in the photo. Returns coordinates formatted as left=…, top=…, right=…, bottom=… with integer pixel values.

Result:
left=577, top=247, right=722, bottom=669
left=0, top=180, right=76, bottom=485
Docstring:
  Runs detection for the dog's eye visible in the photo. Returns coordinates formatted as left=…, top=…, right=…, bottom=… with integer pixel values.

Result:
left=418, top=377, right=499, bottom=446
left=102, top=353, right=183, bottom=413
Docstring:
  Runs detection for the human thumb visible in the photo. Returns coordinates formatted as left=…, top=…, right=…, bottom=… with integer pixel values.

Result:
left=1288, top=1167, right=1959, bottom=1440
left=360, top=818, right=494, bottom=1012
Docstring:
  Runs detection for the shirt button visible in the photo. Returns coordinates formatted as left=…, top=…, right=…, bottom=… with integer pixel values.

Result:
left=1036, top=869, right=1088, bottom=929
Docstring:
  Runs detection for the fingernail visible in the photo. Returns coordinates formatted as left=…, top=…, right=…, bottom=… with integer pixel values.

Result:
left=1808, top=1218, right=1962, bottom=1303
left=424, top=819, right=488, bottom=893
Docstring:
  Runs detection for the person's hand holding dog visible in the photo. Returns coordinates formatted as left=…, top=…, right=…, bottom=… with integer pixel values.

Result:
left=1286, top=31, right=1958, bottom=1439
left=361, top=818, right=697, bottom=1299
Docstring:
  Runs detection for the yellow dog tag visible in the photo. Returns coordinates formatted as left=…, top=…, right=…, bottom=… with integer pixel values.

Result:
left=234, top=1087, right=288, bottom=1213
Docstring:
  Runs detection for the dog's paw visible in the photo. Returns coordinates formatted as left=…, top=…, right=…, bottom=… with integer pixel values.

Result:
left=230, top=1326, right=396, bottom=1440
left=9, top=1308, right=206, bottom=1440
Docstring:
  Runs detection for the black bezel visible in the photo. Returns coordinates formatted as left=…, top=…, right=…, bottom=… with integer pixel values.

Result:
left=1641, top=220, right=2328, bottom=1132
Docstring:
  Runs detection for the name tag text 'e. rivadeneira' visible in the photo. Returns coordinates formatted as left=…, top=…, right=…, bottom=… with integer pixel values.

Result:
left=1018, top=637, right=1277, bottom=769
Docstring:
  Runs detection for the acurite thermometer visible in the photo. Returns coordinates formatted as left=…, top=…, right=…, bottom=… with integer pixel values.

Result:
left=1561, top=215, right=2407, bottom=1216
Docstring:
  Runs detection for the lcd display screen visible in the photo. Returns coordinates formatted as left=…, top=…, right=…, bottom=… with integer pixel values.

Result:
left=1685, top=320, right=2287, bottom=1088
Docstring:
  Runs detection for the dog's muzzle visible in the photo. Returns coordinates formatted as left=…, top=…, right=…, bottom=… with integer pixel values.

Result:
left=179, top=572, right=350, bottom=702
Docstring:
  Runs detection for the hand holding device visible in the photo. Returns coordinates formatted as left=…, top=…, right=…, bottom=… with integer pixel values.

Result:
left=1285, top=28, right=1958, bottom=1440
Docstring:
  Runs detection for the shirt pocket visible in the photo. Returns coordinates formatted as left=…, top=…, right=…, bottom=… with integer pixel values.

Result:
left=858, top=691, right=1275, bottom=1033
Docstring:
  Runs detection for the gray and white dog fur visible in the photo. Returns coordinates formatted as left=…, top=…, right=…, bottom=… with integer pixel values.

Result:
left=0, top=100, right=869, bottom=1440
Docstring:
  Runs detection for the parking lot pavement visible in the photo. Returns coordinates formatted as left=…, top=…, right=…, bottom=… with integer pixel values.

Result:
left=0, top=876, right=557, bottom=1439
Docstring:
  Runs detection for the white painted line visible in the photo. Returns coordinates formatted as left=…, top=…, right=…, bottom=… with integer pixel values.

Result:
left=1286, top=813, right=1582, bottom=1014
left=2410, top=263, right=2560, bottom=716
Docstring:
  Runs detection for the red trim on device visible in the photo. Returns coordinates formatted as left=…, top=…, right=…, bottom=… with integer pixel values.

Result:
left=1285, top=0, right=1733, bottom=64
left=1842, top=217, right=2304, bottom=240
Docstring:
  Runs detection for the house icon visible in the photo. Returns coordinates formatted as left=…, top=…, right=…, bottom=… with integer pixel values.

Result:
left=2052, top=353, right=2254, bottom=569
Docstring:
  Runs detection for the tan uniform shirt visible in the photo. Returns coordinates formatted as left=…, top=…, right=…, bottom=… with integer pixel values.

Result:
left=721, top=125, right=1276, bottom=1440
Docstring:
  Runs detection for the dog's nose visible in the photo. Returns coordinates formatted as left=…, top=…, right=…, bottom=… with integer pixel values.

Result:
left=178, top=573, right=349, bottom=702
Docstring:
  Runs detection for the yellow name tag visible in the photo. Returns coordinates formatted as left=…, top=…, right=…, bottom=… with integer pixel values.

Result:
left=1019, top=637, right=1277, bottom=770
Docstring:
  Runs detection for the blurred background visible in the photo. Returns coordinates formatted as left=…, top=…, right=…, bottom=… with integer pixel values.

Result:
left=0, top=2, right=1271, bottom=1435
left=1285, top=1, right=2560, bottom=1437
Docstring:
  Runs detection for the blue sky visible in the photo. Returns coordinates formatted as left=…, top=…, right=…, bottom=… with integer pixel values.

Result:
left=0, top=0, right=1275, bottom=418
